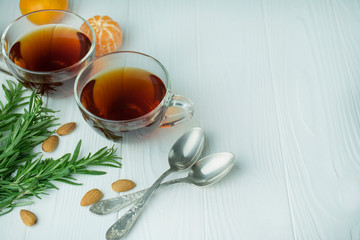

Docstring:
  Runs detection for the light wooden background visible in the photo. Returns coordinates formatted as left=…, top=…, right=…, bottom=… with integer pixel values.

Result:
left=1, top=0, right=360, bottom=239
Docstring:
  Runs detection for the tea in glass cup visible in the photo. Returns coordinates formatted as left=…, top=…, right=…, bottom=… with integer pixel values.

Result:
left=74, top=51, right=194, bottom=141
left=0, top=10, right=95, bottom=97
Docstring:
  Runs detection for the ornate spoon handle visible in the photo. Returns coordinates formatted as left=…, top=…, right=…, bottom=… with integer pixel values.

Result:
left=90, top=177, right=187, bottom=215
left=106, top=168, right=173, bottom=239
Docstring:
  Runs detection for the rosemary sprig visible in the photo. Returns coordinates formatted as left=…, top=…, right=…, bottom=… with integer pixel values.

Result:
left=0, top=81, right=121, bottom=216
left=0, top=80, right=58, bottom=179
left=0, top=80, right=29, bottom=124
left=0, top=140, right=120, bottom=216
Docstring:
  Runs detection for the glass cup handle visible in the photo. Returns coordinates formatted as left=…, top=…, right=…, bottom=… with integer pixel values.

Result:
left=160, top=94, right=194, bottom=128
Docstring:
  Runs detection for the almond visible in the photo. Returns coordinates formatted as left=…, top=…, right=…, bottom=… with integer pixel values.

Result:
left=20, top=209, right=37, bottom=226
left=80, top=188, right=103, bottom=206
left=42, top=135, right=59, bottom=152
left=112, top=179, right=136, bottom=192
left=56, top=122, right=76, bottom=136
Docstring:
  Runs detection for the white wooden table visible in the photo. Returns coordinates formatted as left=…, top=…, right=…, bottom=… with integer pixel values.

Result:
left=1, top=0, right=360, bottom=239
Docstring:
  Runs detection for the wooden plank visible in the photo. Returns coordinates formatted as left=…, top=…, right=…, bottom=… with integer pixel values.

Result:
left=1, top=0, right=360, bottom=239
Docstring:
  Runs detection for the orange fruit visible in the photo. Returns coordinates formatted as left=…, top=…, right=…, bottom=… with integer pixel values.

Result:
left=19, top=0, right=69, bottom=25
left=81, top=15, right=123, bottom=57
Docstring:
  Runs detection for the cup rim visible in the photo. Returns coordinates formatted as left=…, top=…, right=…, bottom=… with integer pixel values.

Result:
left=0, top=9, right=96, bottom=77
left=74, top=50, right=172, bottom=124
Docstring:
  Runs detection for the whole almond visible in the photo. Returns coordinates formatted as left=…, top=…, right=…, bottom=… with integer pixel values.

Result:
left=57, top=122, right=76, bottom=136
left=112, top=179, right=136, bottom=192
left=42, top=135, right=59, bottom=152
left=80, top=188, right=103, bottom=206
left=20, top=209, right=37, bottom=226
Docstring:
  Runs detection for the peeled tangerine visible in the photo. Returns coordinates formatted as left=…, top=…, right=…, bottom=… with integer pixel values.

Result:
left=19, top=0, right=69, bottom=25
left=81, top=15, right=123, bottom=57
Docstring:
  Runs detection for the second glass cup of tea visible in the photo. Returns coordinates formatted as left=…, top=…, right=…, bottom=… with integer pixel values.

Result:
left=0, top=10, right=95, bottom=97
left=74, top=51, right=194, bottom=140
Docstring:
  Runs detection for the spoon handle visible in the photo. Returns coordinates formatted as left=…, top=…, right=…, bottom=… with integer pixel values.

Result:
left=106, top=168, right=173, bottom=239
left=90, top=178, right=186, bottom=215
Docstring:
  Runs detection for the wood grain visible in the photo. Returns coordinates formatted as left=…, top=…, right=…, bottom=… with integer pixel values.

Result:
left=1, top=0, right=360, bottom=239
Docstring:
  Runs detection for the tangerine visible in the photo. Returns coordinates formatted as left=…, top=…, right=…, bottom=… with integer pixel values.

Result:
left=19, top=0, right=69, bottom=25
left=81, top=15, right=123, bottom=57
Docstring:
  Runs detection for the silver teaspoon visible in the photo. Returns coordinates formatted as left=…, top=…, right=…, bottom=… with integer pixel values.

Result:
left=91, top=152, right=234, bottom=215
left=106, top=127, right=205, bottom=240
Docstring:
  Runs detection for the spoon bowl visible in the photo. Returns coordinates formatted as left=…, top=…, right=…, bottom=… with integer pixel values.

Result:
left=189, top=152, right=234, bottom=186
left=168, top=127, right=205, bottom=170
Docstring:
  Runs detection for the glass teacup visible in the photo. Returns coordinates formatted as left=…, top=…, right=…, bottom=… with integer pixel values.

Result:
left=74, top=51, right=194, bottom=141
left=0, top=10, right=96, bottom=97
